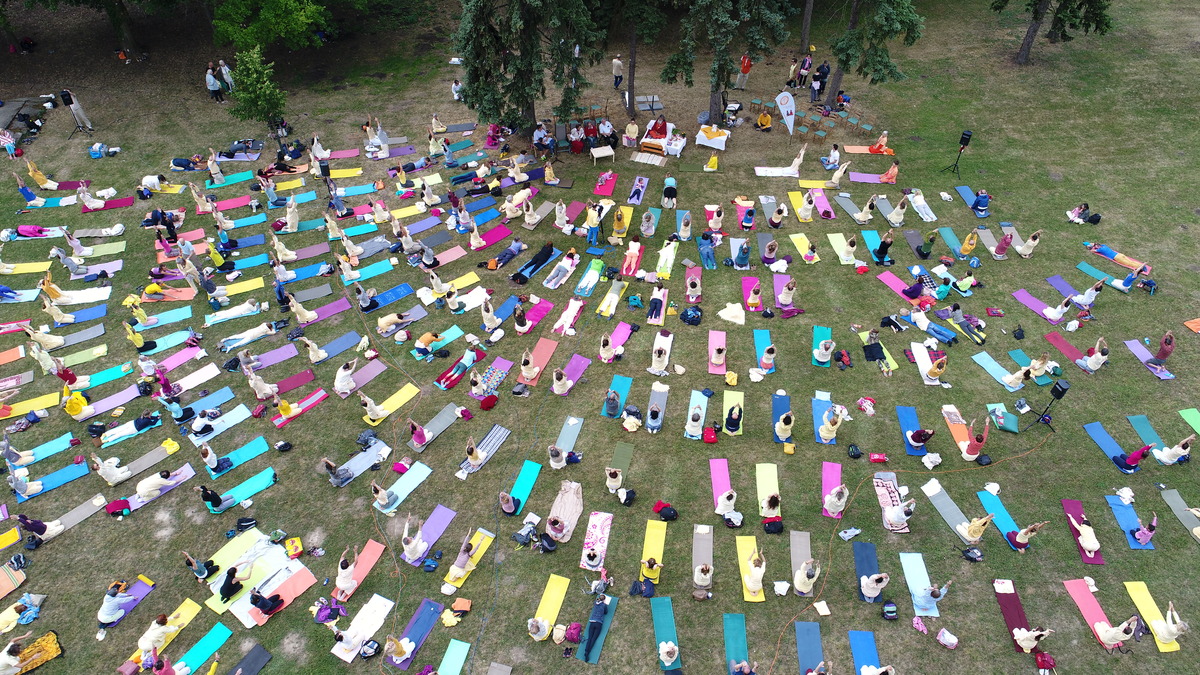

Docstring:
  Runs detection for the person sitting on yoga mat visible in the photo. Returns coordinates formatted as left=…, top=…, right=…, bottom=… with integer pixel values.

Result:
left=603, top=389, right=622, bottom=418
left=791, top=558, right=823, bottom=598
left=602, top=467, right=624, bottom=494
left=886, top=196, right=910, bottom=227
left=94, top=583, right=135, bottom=641
left=878, top=159, right=899, bottom=184
left=860, top=572, right=890, bottom=601
left=640, top=556, right=663, bottom=589
left=761, top=240, right=792, bottom=267
left=1153, top=434, right=1194, bottom=465
left=823, top=483, right=850, bottom=516
left=1067, top=512, right=1102, bottom=558
left=743, top=549, right=766, bottom=597
left=872, top=229, right=895, bottom=264
left=1012, top=626, right=1054, bottom=653
left=1151, top=601, right=1188, bottom=643
left=406, top=419, right=430, bottom=447
left=370, top=480, right=400, bottom=511
left=970, top=189, right=992, bottom=216
left=217, top=564, right=254, bottom=604
left=1128, top=512, right=1159, bottom=546
left=527, top=617, right=551, bottom=642
left=1113, top=444, right=1151, bottom=473
left=1075, top=337, right=1109, bottom=373
left=760, top=493, right=781, bottom=518
left=496, top=489, right=522, bottom=517
left=1144, top=330, right=1176, bottom=373
left=1007, top=520, right=1050, bottom=553
left=1095, top=616, right=1138, bottom=652
left=813, top=339, right=837, bottom=366
left=692, top=562, right=714, bottom=590
left=685, top=406, right=705, bottom=439
left=724, top=403, right=743, bottom=435
left=949, top=303, right=985, bottom=345
left=883, top=497, right=917, bottom=531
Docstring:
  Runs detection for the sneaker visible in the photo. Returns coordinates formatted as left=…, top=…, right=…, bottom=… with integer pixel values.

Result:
left=96, top=629, right=107, bottom=641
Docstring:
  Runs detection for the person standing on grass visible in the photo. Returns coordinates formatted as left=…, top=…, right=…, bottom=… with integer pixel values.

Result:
left=218, top=60, right=234, bottom=92
left=735, top=52, right=753, bottom=90
left=612, top=54, right=623, bottom=89
left=797, top=54, right=813, bottom=88
left=205, top=68, right=224, bottom=103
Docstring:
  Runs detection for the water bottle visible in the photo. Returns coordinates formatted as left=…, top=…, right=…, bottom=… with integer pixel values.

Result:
left=1144, top=338, right=1150, bottom=346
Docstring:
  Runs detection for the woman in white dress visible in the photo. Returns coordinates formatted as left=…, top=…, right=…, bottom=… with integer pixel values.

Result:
left=333, top=358, right=359, bottom=396
left=272, top=234, right=297, bottom=262
left=298, top=336, right=328, bottom=363
left=218, top=322, right=277, bottom=352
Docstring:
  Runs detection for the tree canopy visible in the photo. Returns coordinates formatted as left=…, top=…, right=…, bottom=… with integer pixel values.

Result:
left=213, top=0, right=333, bottom=51
left=991, top=0, right=1113, bottom=65
left=227, top=46, right=288, bottom=130
left=823, top=0, right=924, bottom=106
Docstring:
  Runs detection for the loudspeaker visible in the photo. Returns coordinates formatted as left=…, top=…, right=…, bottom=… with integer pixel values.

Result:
left=1050, top=379, right=1070, bottom=400
left=959, top=130, right=972, bottom=148
left=60, top=90, right=74, bottom=106
left=318, top=160, right=330, bottom=178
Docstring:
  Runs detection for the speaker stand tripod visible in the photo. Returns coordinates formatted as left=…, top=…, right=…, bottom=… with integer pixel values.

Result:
left=1022, top=397, right=1059, bottom=433
left=939, top=145, right=965, bottom=179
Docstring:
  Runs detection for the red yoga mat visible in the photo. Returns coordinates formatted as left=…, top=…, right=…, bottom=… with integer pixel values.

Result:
left=274, top=369, right=315, bottom=395
left=81, top=196, right=135, bottom=213
left=994, top=581, right=1031, bottom=654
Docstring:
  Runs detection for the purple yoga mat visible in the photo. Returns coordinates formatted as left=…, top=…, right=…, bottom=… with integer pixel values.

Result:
left=403, top=504, right=457, bottom=565
left=773, top=273, right=792, bottom=308
left=294, top=242, right=331, bottom=260
left=565, top=201, right=586, bottom=224
left=110, top=577, right=156, bottom=626
left=71, top=260, right=124, bottom=280
left=1011, top=289, right=1061, bottom=325
left=1124, top=340, right=1174, bottom=380
left=848, top=172, right=885, bottom=184
left=610, top=321, right=633, bottom=349
left=389, top=598, right=444, bottom=669
left=811, top=188, right=835, bottom=219
left=337, top=359, right=389, bottom=399
left=128, top=463, right=196, bottom=511
left=54, top=180, right=90, bottom=190
left=408, top=216, right=440, bottom=235
left=469, top=357, right=514, bottom=401
left=558, top=354, right=592, bottom=396
left=374, top=146, right=416, bottom=160
left=84, top=346, right=201, bottom=418
left=254, top=343, right=298, bottom=369
left=1046, top=275, right=1079, bottom=298
left=301, top=297, right=352, bottom=327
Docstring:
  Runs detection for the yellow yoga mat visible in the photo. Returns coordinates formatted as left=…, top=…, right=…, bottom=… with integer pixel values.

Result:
left=755, top=463, right=780, bottom=516
left=723, top=391, right=744, bottom=437
left=534, top=574, right=570, bottom=626
left=1124, top=582, right=1179, bottom=652
left=787, top=233, right=813, bottom=257
left=450, top=272, right=481, bottom=290
left=787, top=191, right=813, bottom=224
left=641, top=519, right=667, bottom=562
left=950, top=320, right=986, bottom=340
left=596, top=281, right=628, bottom=317
left=363, top=383, right=420, bottom=426
left=1, top=392, right=60, bottom=421
left=329, top=168, right=363, bottom=179
left=150, top=184, right=187, bottom=194
left=443, top=529, right=495, bottom=589
left=858, top=332, right=899, bottom=371
left=225, top=276, right=266, bottom=296
left=736, top=535, right=766, bottom=603
left=205, top=560, right=274, bottom=613
left=274, top=178, right=307, bottom=191
left=826, top=233, right=852, bottom=265
left=391, top=204, right=427, bottom=220
left=797, top=179, right=827, bottom=189
left=127, top=598, right=201, bottom=664
left=614, top=206, right=633, bottom=238
left=4, top=261, right=52, bottom=274
left=397, top=174, right=444, bottom=192
left=0, top=528, right=20, bottom=550
left=207, top=528, right=262, bottom=572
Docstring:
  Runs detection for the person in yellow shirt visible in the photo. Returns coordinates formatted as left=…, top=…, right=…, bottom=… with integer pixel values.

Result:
left=0, top=603, right=26, bottom=634
left=754, top=111, right=772, bottom=132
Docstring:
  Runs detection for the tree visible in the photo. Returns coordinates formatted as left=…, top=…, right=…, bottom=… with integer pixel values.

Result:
left=454, top=0, right=604, bottom=130
left=213, top=0, right=332, bottom=50
left=28, top=0, right=148, bottom=51
left=991, top=0, right=1113, bottom=65
left=227, top=46, right=287, bottom=133
left=799, top=0, right=814, bottom=54
left=663, top=0, right=790, bottom=124
left=598, top=0, right=669, bottom=119
left=823, top=0, right=923, bottom=107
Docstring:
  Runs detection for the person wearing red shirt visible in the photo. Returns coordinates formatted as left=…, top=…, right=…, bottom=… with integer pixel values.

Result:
left=735, top=53, right=753, bottom=90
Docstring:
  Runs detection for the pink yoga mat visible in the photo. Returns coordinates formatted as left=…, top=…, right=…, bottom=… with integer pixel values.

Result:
left=685, top=266, right=702, bottom=302
left=1062, top=499, right=1105, bottom=564
left=156, top=228, right=204, bottom=249
left=274, top=369, right=314, bottom=395
left=709, top=458, right=731, bottom=509
left=0, top=321, right=30, bottom=335
left=557, top=354, right=592, bottom=395
left=1011, top=289, right=1061, bottom=325
left=437, top=246, right=467, bottom=265
left=473, top=225, right=512, bottom=250
left=773, top=274, right=792, bottom=308
left=518, top=338, right=558, bottom=385
left=403, top=504, right=457, bottom=565
left=742, top=277, right=764, bottom=312
left=877, top=271, right=916, bottom=303
left=811, top=188, right=835, bottom=219
left=349, top=203, right=375, bottom=216
left=524, top=300, right=554, bottom=330
left=338, top=359, right=389, bottom=398
left=565, top=201, right=587, bottom=224
left=821, top=462, right=843, bottom=519
left=81, top=196, right=135, bottom=213
left=593, top=173, right=619, bottom=196
left=301, top=297, right=352, bottom=327
left=327, top=148, right=361, bottom=159
left=255, top=343, right=298, bottom=369
left=708, top=331, right=726, bottom=375
left=294, top=242, right=331, bottom=260
left=1064, top=578, right=1120, bottom=646
left=70, top=260, right=123, bottom=280
left=611, top=322, right=633, bottom=349
left=211, top=195, right=253, bottom=211
left=848, top=172, right=884, bottom=184
left=1124, top=339, right=1174, bottom=380
left=735, top=203, right=753, bottom=229
left=1044, top=331, right=1084, bottom=362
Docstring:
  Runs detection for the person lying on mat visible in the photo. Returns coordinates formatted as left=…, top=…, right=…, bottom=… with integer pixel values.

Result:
left=509, top=242, right=556, bottom=285
left=1067, top=512, right=1102, bottom=558
left=1082, top=241, right=1145, bottom=267
left=883, top=498, right=917, bottom=531
left=860, top=572, right=890, bottom=601
left=1094, top=616, right=1138, bottom=651
left=1075, top=337, right=1109, bottom=373
left=949, top=303, right=984, bottom=345
left=754, top=110, right=772, bottom=131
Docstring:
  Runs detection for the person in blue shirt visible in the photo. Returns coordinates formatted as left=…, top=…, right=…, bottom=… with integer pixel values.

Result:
left=582, top=596, right=610, bottom=660
left=971, top=189, right=991, bottom=216
left=914, top=579, right=953, bottom=613
left=661, top=173, right=677, bottom=208
left=698, top=233, right=717, bottom=269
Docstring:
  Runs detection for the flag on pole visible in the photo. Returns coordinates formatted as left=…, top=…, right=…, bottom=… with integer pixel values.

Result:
left=776, top=92, right=796, bottom=135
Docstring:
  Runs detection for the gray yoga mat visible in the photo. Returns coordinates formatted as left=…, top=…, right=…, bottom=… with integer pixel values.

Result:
left=292, top=283, right=333, bottom=303
left=1161, top=489, right=1200, bottom=544
left=1001, top=225, right=1025, bottom=249
left=523, top=202, right=555, bottom=231
left=759, top=195, right=778, bottom=216
left=555, top=416, right=584, bottom=452
left=379, top=304, right=428, bottom=337
left=331, top=439, right=392, bottom=486
left=227, top=645, right=272, bottom=675
left=875, top=196, right=896, bottom=218
left=420, top=229, right=453, bottom=248
left=59, top=494, right=106, bottom=529
left=408, top=403, right=459, bottom=452
left=52, top=323, right=106, bottom=350
left=790, top=530, right=812, bottom=577
left=73, top=228, right=122, bottom=238
left=691, top=524, right=713, bottom=588
left=975, top=227, right=1007, bottom=260
left=443, top=123, right=477, bottom=133
left=122, top=445, right=174, bottom=481
left=921, top=479, right=971, bottom=544
left=833, top=193, right=863, bottom=221
left=458, top=424, right=512, bottom=474
left=487, top=664, right=512, bottom=675
left=902, top=229, right=927, bottom=258
left=357, top=236, right=392, bottom=260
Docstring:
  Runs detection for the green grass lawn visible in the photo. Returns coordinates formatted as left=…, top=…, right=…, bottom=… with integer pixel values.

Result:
left=1, top=0, right=1199, bottom=673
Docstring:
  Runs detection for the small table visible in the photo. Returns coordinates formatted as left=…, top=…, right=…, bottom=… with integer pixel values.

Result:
left=590, top=145, right=615, bottom=165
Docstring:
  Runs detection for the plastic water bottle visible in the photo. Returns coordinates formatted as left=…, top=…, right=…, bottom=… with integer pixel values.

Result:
left=1144, top=338, right=1150, bottom=346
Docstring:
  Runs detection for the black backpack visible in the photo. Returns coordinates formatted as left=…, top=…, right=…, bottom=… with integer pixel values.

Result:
left=763, top=520, right=784, bottom=534
left=658, top=506, right=678, bottom=521
left=680, top=306, right=702, bottom=326
left=136, top=380, right=154, bottom=396
left=236, top=517, right=257, bottom=532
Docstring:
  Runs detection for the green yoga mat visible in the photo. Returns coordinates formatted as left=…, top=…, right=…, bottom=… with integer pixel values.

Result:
left=610, top=442, right=634, bottom=473
left=409, top=325, right=464, bottom=359
left=81, top=361, right=133, bottom=390
left=211, top=468, right=276, bottom=512
left=436, top=639, right=472, bottom=674
left=1180, top=409, right=1200, bottom=434
left=650, top=597, right=679, bottom=670
left=1126, top=415, right=1164, bottom=448
left=987, top=403, right=1019, bottom=433
left=812, top=325, right=832, bottom=367
left=575, top=597, right=618, bottom=664
left=85, top=242, right=127, bottom=258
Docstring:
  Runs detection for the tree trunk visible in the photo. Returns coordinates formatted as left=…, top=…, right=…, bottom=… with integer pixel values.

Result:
left=799, top=0, right=814, bottom=53
left=625, top=30, right=637, bottom=119
left=709, top=89, right=723, bottom=128
left=825, top=0, right=861, bottom=107
left=0, top=7, right=18, bottom=52
left=1016, top=0, right=1052, bottom=64
left=103, top=0, right=139, bottom=52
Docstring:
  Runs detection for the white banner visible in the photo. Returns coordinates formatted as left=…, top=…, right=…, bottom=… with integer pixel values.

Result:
left=775, top=91, right=796, bottom=135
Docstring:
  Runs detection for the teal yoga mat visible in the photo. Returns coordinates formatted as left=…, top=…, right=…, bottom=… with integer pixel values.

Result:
left=176, top=622, right=232, bottom=671
left=509, top=460, right=541, bottom=514
left=601, top=375, right=633, bottom=417
left=575, top=597, right=618, bottom=664
left=753, top=329, right=775, bottom=373
left=80, top=361, right=133, bottom=390
left=723, top=613, right=748, bottom=665
left=133, top=306, right=193, bottom=332
left=685, top=390, right=709, bottom=439
left=211, top=468, right=277, bottom=512
left=26, top=432, right=74, bottom=465
left=811, top=325, right=832, bottom=367
left=650, top=597, right=679, bottom=670
left=343, top=258, right=393, bottom=286
left=436, top=639, right=471, bottom=675
left=208, top=437, right=270, bottom=479
left=339, top=222, right=379, bottom=238
left=976, top=490, right=1019, bottom=550
left=340, top=183, right=378, bottom=197
left=972, top=351, right=1024, bottom=392
left=1007, top=349, right=1052, bottom=385
left=206, top=171, right=254, bottom=189
left=410, top=325, right=464, bottom=359
left=143, top=330, right=191, bottom=355
left=1126, top=415, right=1164, bottom=449
left=986, top=403, right=1019, bottom=433
left=860, top=230, right=892, bottom=263
left=375, top=462, right=432, bottom=514
left=233, top=253, right=271, bottom=270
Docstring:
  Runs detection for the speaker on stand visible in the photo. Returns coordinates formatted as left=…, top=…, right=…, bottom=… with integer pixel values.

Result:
left=1024, top=379, right=1069, bottom=432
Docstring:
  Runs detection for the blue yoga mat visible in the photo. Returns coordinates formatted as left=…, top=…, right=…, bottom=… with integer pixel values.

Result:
left=794, top=622, right=824, bottom=674
left=650, top=597, right=679, bottom=671
left=343, top=259, right=393, bottom=286
left=474, top=208, right=501, bottom=227
left=848, top=630, right=880, bottom=672
left=279, top=262, right=325, bottom=285
left=80, top=361, right=133, bottom=390
left=482, top=295, right=520, bottom=331
left=509, top=460, right=541, bottom=514
left=27, top=432, right=74, bottom=464
left=576, top=596, right=618, bottom=664
left=237, top=233, right=266, bottom=248
left=268, top=190, right=316, bottom=209
left=811, top=397, right=834, bottom=445
left=955, top=185, right=988, bottom=217
left=896, top=405, right=924, bottom=456
left=1084, top=421, right=1135, bottom=472
left=408, top=216, right=440, bottom=235
left=233, top=253, right=271, bottom=270
left=55, top=303, right=108, bottom=327
left=176, top=622, right=232, bottom=670
left=231, top=213, right=267, bottom=229
left=811, top=325, right=832, bottom=367
left=753, top=329, right=775, bottom=374
left=852, top=541, right=879, bottom=602
left=319, top=331, right=361, bottom=362
left=976, top=490, right=1019, bottom=550
left=16, top=462, right=90, bottom=502
left=860, top=230, right=892, bottom=262
left=340, top=184, right=377, bottom=197
left=339, top=222, right=379, bottom=239
left=212, top=467, right=276, bottom=512
left=602, top=375, right=633, bottom=417
left=723, top=613, right=748, bottom=665
left=188, top=387, right=235, bottom=412
left=101, top=418, right=162, bottom=449
left=209, top=437, right=270, bottom=479
left=376, top=462, right=432, bottom=514
left=1105, top=495, right=1154, bottom=550
left=772, top=394, right=792, bottom=443
left=134, top=306, right=193, bottom=332
left=366, top=283, right=414, bottom=313
left=142, top=330, right=190, bottom=355
left=466, top=196, right=496, bottom=213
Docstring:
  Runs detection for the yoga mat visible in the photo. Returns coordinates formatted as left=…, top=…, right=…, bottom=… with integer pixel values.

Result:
left=557, top=354, right=591, bottom=395
left=853, top=541, right=880, bottom=602
left=811, top=325, right=832, bottom=367
left=795, top=623, right=824, bottom=674
left=848, top=630, right=880, bottom=673
left=736, top=536, right=765, bottom=602
left=1106, top=495, right=1154, bottom=550
left=756, top=463, right=780, bottom=517
left=403, top=508, right=456, bottom=565
left=435, top=640, right=471, bottom=675
left=330, top=594, right=395, bottom=664
left=1045, top=331, right=1084, bottom=362
left=1008, top=349, right=1052, bottom=385
left=685, top=390, right=709, bottom=439
left=390, top=598, right=442, bottom=669
left=993, top=580, right=1031, bottom=653
left=49, top=322, right=105, bottom=350
left=821, top=462, right=843, bottom=519
left=575, top=596, right=618, bottom=664
left=1, top=392, right=61, bottom=422
left=1161, top=489, right=1200, bottom=544
left=363, top=384, right=420, bottom=426
left=1064, top=578, right=1120, bottom=646
left=229, top=645, right=272, bottom=674
left=874, top=472, right=907, bottom=533
left=753, top=329, right=774, bottom=374
left=516, top=337, right=557, bottom=385
left=111, top=576, right=156, bottom=625
left=15, top=462, right=89, bottom=502
left=649, top=597, right=679, bottom=671
left=1012, top=289, right=1062, bottom=324
left=365, top=283, right=414, bottom=313
left=811, top=396, right=833, bottom=445
left=187, top=404, right=252, bottom=444
left=1062, top=498, right=1105, bottom=564
left=770, top=393, right=792, bottom=444
left=610, top=443, right=634, bottom=473
left=724, top=613, right=748, bottom=664
left=593, top=173, right=619, bottom=196
left=80, top=196, right=136, bottom=213
left=709, top=458, right=731, bottom=509
left=1126, top=415, right=1164, bottom=451
left=508, top=461, right=541, bottom=514
left=210, top=467, right=275, bottom=512
left=722, top=390, right=744, bottom=436
left=1125, top=339, right=1175, bottom=379
left=175, top=622, right=232, bottom=672
left=896, top=405, right=925, bottom=455
left=551, top=416, right=585, bottom=454
left=188, top=387, right=235, bottom=412
left=976, top=490, right=1020, bottom=550
left=972, top=352, right=1024, bottom=392
left=208, top=437, right=270, bottom=479
left=601, top=375, right=633, bottom=417
left=406, top=403, right=458, bottom=451
left=921, top=478, right=971, bottom=544
left=133, top=306, right=192, bottom=332
left=900, top=552, right=939, bottom=617
left=441, top=528, right=494, bottom=589
left=1084, top=421, right=1137, bottom=473
left=343, top=258, right=393, bottom=286
left=1125, top=582, right=1179, bottom=652
left=54, top=303, right=108, bottom=326
left=408, top=325, right=464, bottom=359
left=374, top=462, right=432, bottom=514
left=1181, top=409, right=1200, bottom=435
left=1076, top=261, right=1129, bottom=292
left=533, top=574, right=570, bottom=628
left=707, top=331, right=726, bottom=375
left=24, top=432, right=75, bottom=465
left=1046, top=274, right=1079, bottom=298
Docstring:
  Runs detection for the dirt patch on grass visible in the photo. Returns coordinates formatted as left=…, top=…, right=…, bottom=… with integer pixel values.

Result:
left=238, top=638, right=256, bottom=654
left=152, top=510, right=175, bottom=540
left=306, top=526, right=328, bottom=547
left=279, top=631, right=310, bottom=664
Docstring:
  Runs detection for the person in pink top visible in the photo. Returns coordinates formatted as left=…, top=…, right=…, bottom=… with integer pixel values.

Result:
left=1131, top=512, right=1157, bottom=545
left=1113, top=444, right=1151, bottom=473
left=407, top=419, right=429, bottom=447
left=962, top=417, right=991, bottom=461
